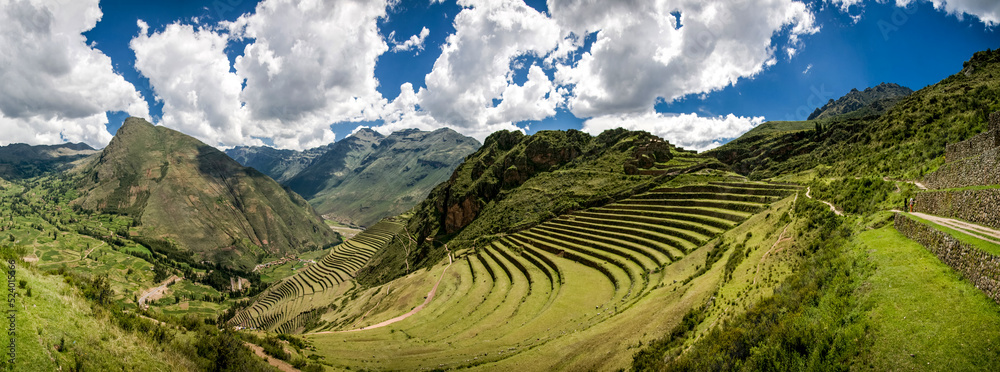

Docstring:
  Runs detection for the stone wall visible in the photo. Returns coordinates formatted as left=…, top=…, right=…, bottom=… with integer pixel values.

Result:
left=945, top=129, right=998, bottom=163
left=924, top=146, right=999, bottom=189
left=894, top=213, right=1000, bottom=304
left=914, top=188, right=1000, bottom=230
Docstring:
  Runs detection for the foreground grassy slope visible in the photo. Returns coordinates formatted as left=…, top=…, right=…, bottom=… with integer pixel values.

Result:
left=855, top=227, right=1000, bottom=371
left=635, top=184, right=1000, bottom=371
left=75, top=117, right=340, bottom=271
left=0, top=258, right=197, bottom=371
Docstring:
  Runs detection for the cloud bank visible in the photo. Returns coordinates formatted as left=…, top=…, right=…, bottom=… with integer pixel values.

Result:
left=0, top=0, right=148, bottom=148
left=3, top=0, right=997, bottom=150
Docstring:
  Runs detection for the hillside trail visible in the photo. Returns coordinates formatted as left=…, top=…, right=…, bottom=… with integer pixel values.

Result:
left=137, top=275, right=181, bottom=309
left=893, top=211, right=1000, bottom=245
left=244, top=342, right=299, bottom=372
left=308, top=250, right=454, bottom=335
left=805, top=187, right=844, bottom=216
left=883, top=176, right=928, bottom=190
left=753, top=223, right=792, bottom=286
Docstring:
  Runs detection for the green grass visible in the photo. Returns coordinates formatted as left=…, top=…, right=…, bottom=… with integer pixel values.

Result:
left=856, top=226, right=1000, bottom=371
left=0, top=261, right=196, bottom=371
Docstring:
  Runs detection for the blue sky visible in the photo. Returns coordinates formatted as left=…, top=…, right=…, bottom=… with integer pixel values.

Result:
left=0, top=0, right=997, bottom=151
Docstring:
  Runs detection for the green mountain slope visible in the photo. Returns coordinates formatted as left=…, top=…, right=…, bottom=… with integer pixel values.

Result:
left=225, top=143, right=335, bottom=183
left=354, top=128, right=730, bottom=286
left=808, top=82, right=913, bottom=120
left=0, top=142, right=98, bottom=180
left=708, top=49, right=1000, bottom=179
left=286, top=128, right=480, bottom=227
left=74, top=117, right=340, bottom=271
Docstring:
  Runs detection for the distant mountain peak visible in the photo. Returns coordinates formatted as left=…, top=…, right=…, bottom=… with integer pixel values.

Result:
left=807, top=83, right=913, bottom=121
left=350, top=127, right=385, bottom=141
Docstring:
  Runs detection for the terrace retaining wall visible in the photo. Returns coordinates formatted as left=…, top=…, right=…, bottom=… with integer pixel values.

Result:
left=945, top=128, right=998, bottom=163
left=925, top=111, right=1000, bottom=189
left=914, top=188, right=1000, bottom=230
left=894, top=213, right=1000, bottom=304
left=923, top=147, right=999, bottom=189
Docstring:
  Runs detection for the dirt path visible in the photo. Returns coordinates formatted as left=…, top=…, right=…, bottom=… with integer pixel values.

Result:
left=883, top=177, right=902, bottom=193
left=244, top=342, right=299, bottom=372
left=308, top=252, right=454, bottom=335
left=900, top=211, right=1000, bottom=245
left=884, top=177, right=927, bottom=190
left=805, top=186, right=843, bottom=216
left=138, top=275, right=181, bottom=309
left=753, top=223, right=792, bottom=286
left=44, top=241, right=105, bottom=265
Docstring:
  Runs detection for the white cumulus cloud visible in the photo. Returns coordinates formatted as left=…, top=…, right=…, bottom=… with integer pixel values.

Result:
left=898, top=0, right=1000, bottom=26
left=550, top=0, right=818, bottom=118
left=415, top=0, right=563, bottom=131
left=0, top=0, right=149, bottom=148
left=391, top=27, right=430, bottom=52
left=130, top=0, right=392, bottom=150
left=232, top=0, right=389, bottom=132
left=131, top=21, right=253, bottom=148
left=582, top=113, right=765, bottom=152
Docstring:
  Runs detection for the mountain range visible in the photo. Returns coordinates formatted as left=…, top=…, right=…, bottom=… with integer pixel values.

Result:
left=228, top=127, right=480, bottom=227
left=0, top=142, right=97, bottom=180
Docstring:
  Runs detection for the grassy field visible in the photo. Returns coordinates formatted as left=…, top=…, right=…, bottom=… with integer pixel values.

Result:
left=855, top=226, right=1000, bottom=371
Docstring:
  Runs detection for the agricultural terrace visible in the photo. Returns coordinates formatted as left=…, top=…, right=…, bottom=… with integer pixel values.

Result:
left=298, top=181, right=800, bottom=370
left=230, top=219, right=405, bottom=333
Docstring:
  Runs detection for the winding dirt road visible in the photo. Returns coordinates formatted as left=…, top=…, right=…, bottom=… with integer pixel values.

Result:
left=138, top=275, right=181, bottom=309
left=805, top=186, right=843, bottom=216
